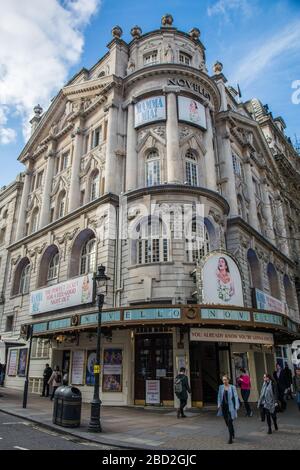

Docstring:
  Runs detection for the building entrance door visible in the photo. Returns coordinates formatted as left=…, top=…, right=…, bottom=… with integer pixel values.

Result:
left=190, top=342, right=231, bottom=405
left=134, top=334, right=173, bottom=405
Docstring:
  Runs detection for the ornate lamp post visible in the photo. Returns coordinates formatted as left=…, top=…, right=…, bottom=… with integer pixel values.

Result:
left=88, top=265, right=110, bottom=432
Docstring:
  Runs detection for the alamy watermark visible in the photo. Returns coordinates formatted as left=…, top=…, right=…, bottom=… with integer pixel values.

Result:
left=95, top=196, right=207, bottom=251
left=292, top=80, right=300, bottom=104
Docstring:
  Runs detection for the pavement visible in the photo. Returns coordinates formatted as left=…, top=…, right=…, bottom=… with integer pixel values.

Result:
left=0, top=387, right=300, bottom=450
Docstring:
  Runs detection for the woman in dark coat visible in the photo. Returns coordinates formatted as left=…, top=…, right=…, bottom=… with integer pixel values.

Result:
left=175, top=367, right=191, bottom=418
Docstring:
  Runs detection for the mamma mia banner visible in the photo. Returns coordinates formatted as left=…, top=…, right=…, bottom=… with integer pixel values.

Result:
left=30, top=273, right=94, bottom=315
left=134, top=96, right=166, bottom=128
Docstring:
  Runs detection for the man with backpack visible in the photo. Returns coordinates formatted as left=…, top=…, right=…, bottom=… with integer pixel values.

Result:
left=174, top=367, right=191, bottom=418
left=48, top=365, right=62, bottom=400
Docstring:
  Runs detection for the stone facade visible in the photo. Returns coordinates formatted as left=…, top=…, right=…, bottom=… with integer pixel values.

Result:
left=1, top=16, right=300, bottom=405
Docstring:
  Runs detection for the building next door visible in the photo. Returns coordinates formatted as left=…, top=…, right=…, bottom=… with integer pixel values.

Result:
left=135, top=333, right=173, bottom=406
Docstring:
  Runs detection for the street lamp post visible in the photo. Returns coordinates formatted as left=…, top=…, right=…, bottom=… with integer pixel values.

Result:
left=88, top=265, right=110, bottom=432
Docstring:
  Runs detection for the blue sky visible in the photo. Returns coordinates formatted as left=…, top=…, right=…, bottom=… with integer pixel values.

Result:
left=0, top=0, right=299, bottom=187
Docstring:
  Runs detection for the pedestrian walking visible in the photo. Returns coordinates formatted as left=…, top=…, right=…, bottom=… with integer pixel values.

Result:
left=237, top=368, right=253, bottom=417
left=48, top=365, right=62, bottom=400
left=0, top=363, right=5, bottom=386
left=273, top=363, right=288, bottom=411
left=258, top=373, right=279, bottom=434
left=283, top=363, right=293, bottom=400
left=293, top=368, right=300, bottom=411
left=40, top=363, right=52, bottom=397
left=217, top=374, right=240, bottom=444
left=174, top=367, right=191, bottom=418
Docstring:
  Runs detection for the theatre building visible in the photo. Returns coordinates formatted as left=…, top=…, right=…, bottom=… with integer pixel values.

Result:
left=1, top=15, right=300, bottom=406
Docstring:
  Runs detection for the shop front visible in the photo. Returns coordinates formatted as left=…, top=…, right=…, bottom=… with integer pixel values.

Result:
left=189, top=327, right=276, bottom=405
left=22, top=303, right=299, bottom=407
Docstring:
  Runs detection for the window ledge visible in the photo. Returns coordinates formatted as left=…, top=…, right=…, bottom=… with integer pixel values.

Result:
left=10, top=292, right=29, bottom=299
left=128, top=261, right=174, bottom=270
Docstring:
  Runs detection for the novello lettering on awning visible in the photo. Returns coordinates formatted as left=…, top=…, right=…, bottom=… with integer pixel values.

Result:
left=201, top=309, right=251, bottom=321
left=124, top=308, right=181, bottom=321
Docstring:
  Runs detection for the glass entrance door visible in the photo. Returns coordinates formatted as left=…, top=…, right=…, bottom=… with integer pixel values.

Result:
left=134, top=334, right=173, bottom=405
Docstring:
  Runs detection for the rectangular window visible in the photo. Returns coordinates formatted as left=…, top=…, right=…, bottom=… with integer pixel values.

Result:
left=5, top=315, right=14, bottom=332
left=80, top=190, right=85, bottom=206
left=179, top=52, right=191, bottom=65
left=186, top=161, right=198, bottom=186
left=31, top=338, right=50, bottom=359
left=61, top=152, right=69, bottom=171
left=55, top=157, right=60, bottom=175
left=50, top=208, right=54, bottom=223
left=93, top=127, right=102, bottom=148
left=36, top=171, right=44, bottom=188
left=31, top=174, right=36, bottom=192
left=146, top=160, right=160, bottom=186
left=253, top=178, right=261, bottom=199
left=144, top=51, right=158, bottom=66
left=232, top=155, right=241, bottom=176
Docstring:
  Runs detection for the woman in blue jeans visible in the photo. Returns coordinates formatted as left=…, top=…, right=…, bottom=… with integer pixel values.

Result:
left=293, top=368, right=300, bottom=411
left=237, top=368, right=253, bottom=417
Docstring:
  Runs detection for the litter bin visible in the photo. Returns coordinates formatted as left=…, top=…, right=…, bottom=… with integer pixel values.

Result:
left=53, top=386, right=81, bottom=428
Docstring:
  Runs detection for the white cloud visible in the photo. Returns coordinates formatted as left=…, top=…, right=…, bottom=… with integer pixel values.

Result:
left=0, top=0, right=101, bottom=144
left=207, top=0, right=252, bottom=19
left=0, top=107, right=16, bottom=144
left=230, top=20, right=300, bottom=88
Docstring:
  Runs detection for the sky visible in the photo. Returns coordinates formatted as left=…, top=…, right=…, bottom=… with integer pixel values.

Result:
left=0, top=0, right=299, bottom=187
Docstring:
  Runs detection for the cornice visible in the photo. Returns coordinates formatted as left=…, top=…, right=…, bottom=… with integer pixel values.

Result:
left=124, top=184, right=230, bottom=215
left=124, top=65, right=221, bottom=112
left=8, top=192, right=119, bottom=251
left=227, top=216, right=295, bottom=267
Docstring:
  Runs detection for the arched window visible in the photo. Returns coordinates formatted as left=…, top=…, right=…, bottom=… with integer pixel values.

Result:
left=283, top=274, right=295, bottom=309
left=80, top=239, right=96, bottom=274
left=47, top=252, right=59, bottom=284
left=90, top=170, right=100, bottom=201
left=31, top=208, right=39, bottom=233
left=0, top=227, right=6, bottom=245
left=247, top=249, right=262, bottom=289
left=145, top=149, right=160, bottom=187
left=69, top=229, right=96, bottom=278
left=19, top=263, right=30, bottom=294
left=37, top=245, right=59, bottom=287
left=267, top=263, right=281, bottom=300
left=136, top=217, right=169, bottom=264
left=186, top=218, right=210, bottom=262
left=57, top=190, right=66, bottom=219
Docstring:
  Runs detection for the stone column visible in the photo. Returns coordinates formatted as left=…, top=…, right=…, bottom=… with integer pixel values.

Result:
left=217, top=123, right=238, bottom=217
left=262, top=178, right=275, bottom=243
left=16, top=164, right=33, bottom=240
left=276, top=195, right=290, bottom=257
left=244, top=158, right=259, bottom=231
left=203, top=106, right=217, bottom=191
left=104, top=104, right=118, bottom=194
left=39, top=139, right=57, bottom=228
left=69, top=123, right=84, bottom=212
left=166, top=90, right=181, bottom=183
left=125, top=102, right=137, bottom=191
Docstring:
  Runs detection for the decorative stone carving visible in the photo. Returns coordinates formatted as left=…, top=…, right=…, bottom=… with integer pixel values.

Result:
left=161, top=13, right=174, bottom=26
left=127, top=60, right=135, bottom=74
left=179, top=127, right=192, bottom=140
left=130, top=26, right=142, bottom=39
left=152, top=126, right=166, bottom=139
left=128, top=207, right=141, bottom=221
left=213, top=61, right=223, bottom=74
left=111, top=25, right=123, bottom=39
left=189, top=28, right=200, bottom=40
left=164, top=43, right=174, bottom=63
